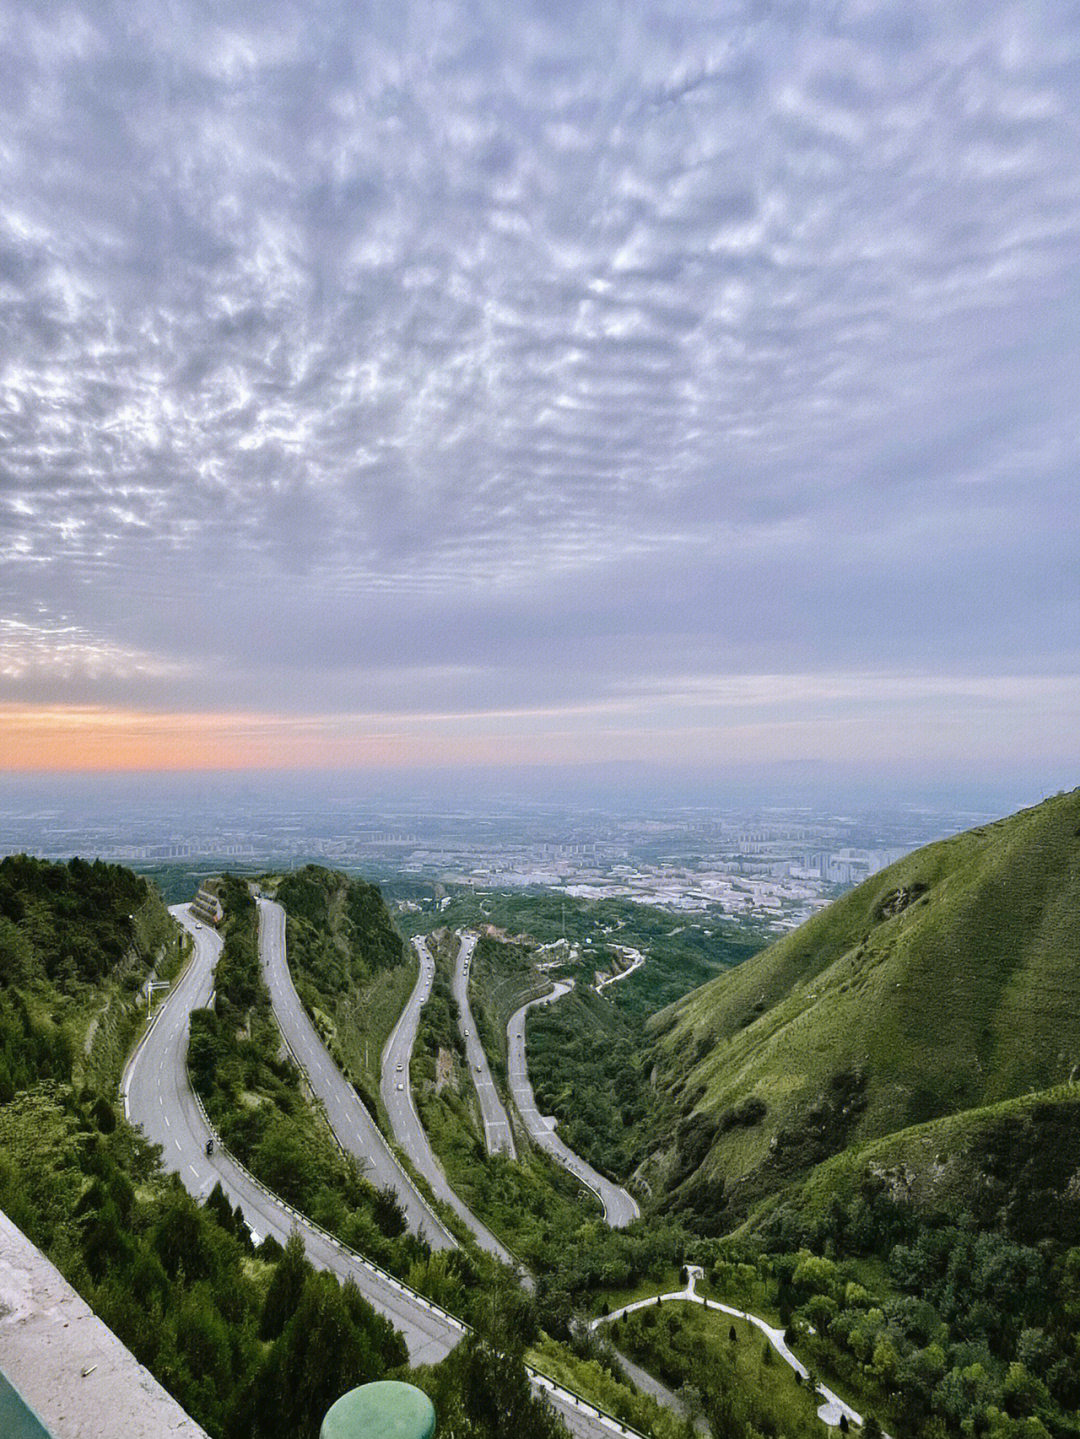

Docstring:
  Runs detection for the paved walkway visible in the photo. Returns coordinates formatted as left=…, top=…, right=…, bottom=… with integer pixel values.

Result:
left=590, top=1266, right=878, bottom=1431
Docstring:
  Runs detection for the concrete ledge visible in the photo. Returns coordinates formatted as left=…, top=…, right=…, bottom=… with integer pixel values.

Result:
left=0, top=1210, right=209, bottom=1439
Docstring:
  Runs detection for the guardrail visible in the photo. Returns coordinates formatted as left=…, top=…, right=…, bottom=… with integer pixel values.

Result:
left=152, top=905, right=652, bottom=1439
left=260, top=902, right=459, bottom=1252
left=190, top=1090, right=648, bottom=1438
left=188, top=1087, right=465, bottom=1332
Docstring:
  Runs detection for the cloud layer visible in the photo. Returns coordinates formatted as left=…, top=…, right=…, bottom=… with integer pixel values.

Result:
left=1, top=0, right=1077, bottom=773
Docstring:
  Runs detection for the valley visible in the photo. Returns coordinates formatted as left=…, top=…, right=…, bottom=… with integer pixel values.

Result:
left=2, top=792, right=1079, bottom=1438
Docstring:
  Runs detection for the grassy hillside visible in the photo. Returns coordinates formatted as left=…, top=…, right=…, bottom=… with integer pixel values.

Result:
left=268, top=865, right=417, bottom=1117
left=777, top=1082, right=1080, bottom=1246
left=645, top=789, right=1080, bottom=1221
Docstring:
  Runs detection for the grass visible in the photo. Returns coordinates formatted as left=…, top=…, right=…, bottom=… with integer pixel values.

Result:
left=412, top=946, right=607, bottom=1264
left=586, top=1265, right=685, bottom=1316
left=784, top=1078, right=1080, bottom=1238
left=311, top=957, right=418, bottom=1123
left=528, top=1332, right=689, bottom=1439
left=468, top=931, right=550, bottom=1085
left=612, top=1302, right=826, bottom=1439
left=644, top=789, right=1080, bottom=1217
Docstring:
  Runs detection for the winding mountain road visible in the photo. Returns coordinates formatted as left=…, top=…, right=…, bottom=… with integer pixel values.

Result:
left=122, top=903, right=650, bottom=1438
left=257, top=897, right=455, bottom=1251
left=453, top=931, right=516, bottom=1158
left=381, top=935, right=515, bottom=1266
left=594, top=945, right=645, bottom=993
left=122, top=907, right=461, bottom=1364
left=507, top=984, right=640, bottom=1228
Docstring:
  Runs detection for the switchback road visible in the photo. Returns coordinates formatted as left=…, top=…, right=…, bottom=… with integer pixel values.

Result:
left=381, top=935, right=515, bottom=1266
left=453, top=931, right=516, bottom=1158
left=257, top=898, right=455, bottom=1251
left=124, top=906, right=649, bottom=1439
left=122, top=907, right=461, bottom=1364
left=507, top=984, right=640, bottom=1228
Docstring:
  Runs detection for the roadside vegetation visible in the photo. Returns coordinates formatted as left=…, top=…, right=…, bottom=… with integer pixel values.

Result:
left=8, top=790, right=1080, bottom=1439
left=527, top=983, right=656, bottom=1181
left=0, top=857, right=417, bottom=1439
left=613, top=1303, right=824, bottom=1439
left=270, top=865, right=418, bottom=1120
left=528, top=1330, right=692, bottom=1439
left=410, top=929, right=610, bottom=1263
left=188, top=876, right=466, bottom=1281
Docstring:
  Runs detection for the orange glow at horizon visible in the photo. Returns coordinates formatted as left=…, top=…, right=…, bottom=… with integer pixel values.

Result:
left=0, top=703, right=442, bottom=771
left=0, top=696, right=1066, bottom=773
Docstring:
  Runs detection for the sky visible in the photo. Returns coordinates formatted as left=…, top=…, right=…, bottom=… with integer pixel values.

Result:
left=1, top=0, right=1077, bottom=797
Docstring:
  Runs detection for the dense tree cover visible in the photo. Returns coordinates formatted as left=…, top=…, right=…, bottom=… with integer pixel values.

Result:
left=0, top=1086, right=408, bottom=1438
left=417, top=952, right=466, bottom=1057
left=691, top=1185, right=1080, bottom=1439
left=527, top=986, right=654, bottom=1181
left=0, top=854, right=159, bottom=987
left=0, top=858, right=411, bottom=1438
left=190, top=876, right=428, bottom=1270
left=276, top=866, right=405, bottom=988
left=0, top=986, right=73, bottom=1100
left=414, top=1278, right=569, bottom=1439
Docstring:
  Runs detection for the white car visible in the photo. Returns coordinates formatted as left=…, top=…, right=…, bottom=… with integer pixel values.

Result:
left=475, top=1063, right=482, bottom=1072
left=396, top=1063, right=403, bottom=1072
left=396, top=1083, right=405, bottom=1091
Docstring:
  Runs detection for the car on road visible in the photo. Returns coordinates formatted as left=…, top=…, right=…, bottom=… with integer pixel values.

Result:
left=396, top=1062, right=403, bottom=1071
left=396, top=1083, right=405, bottom=1091
left=475, top=1063, right=482, bottom=1072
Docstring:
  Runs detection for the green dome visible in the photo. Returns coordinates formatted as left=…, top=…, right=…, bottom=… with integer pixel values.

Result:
left=320, top=1380, right=436, bottom=1439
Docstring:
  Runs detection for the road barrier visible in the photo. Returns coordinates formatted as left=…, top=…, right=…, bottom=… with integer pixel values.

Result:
left=260, top=902, right=459, bottom=1252
left=136, top=904, right=652, bottom=1439
left=190, top=1090, right=649, bottom=1436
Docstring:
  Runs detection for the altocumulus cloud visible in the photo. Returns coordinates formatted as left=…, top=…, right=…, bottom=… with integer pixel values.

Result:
left=0, top=0, right=1077, bottom=772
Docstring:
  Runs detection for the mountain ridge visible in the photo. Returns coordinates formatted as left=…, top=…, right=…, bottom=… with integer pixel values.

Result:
left=641, top=788, right=1080, bottom=1224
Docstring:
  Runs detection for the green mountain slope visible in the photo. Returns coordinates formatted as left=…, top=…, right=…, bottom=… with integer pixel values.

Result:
left=644, top=788, right=1080, bottom=1221
left=773, top=1082, right=1080, bottom=1244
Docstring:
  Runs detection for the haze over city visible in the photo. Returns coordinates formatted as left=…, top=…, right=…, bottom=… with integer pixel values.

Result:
left=1, top=0, right=1077, bottom=798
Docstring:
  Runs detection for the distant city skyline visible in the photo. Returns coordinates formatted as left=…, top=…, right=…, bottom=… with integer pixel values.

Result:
left=1, top=2, right=1077, bottom=785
